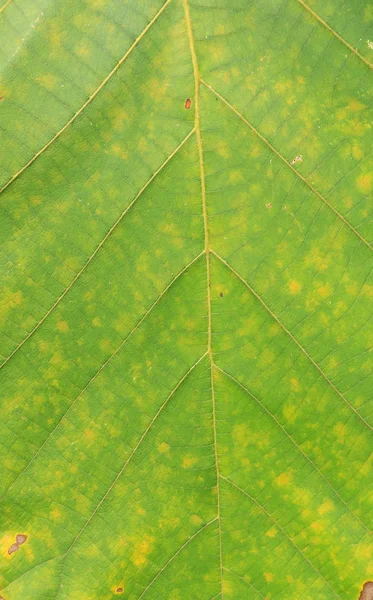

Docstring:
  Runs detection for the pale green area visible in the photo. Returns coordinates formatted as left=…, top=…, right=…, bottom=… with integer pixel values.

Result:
left=0, top=0, right=372, bottom=599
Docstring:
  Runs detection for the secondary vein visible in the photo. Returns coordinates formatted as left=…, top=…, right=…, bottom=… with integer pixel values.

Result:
left=201, top=79, right=373, bottom=253
left=0, top=0, right=172, bottom=196
left=0, top=128, right=195, bottom=372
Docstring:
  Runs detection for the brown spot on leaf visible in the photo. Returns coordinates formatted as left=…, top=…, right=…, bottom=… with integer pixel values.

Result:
left=16, top=534, right=27, bottom=545
left=116, top=588, right=124, bottom=594
left=184, top=98, right=191, bottom=109
left=265, top=202, right=272, bottom=208
left=359, top=582, right=373, bottom=600
left=219, top=292, right=223, bottom=297
left=8, top=543, right=19, bottom=555
left=290, top=154, right=303, bottom=165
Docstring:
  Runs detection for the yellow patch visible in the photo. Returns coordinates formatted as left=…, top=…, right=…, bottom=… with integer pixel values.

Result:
left=266, top=527, right=278, bottom=538
left=352, top=145, right=363, bottom=160
left=318, top=500, right=334, bottom=516
left=222, top=579, right=233, bottom=594
left=283, top=403, right=297, bottom=424
left=264, top=572, right=274, bottom=582
left=356, top=173, right=372, bottom=193
left=317, top=283, right=332, bottom=298
left=183, top=456, right=198, bottom=468
left=289, top=280, right=301, bottom=294
left=217, top=141, right=231, bottom=159
left=348, top=100, right=365, bottom=111
left=10, top=291, right=23, bottom=306
left=355, top=543, right=373, bottom=560
left=37, top=74, right=57, bottom=90
left=157, top=442, right=170, bottom=453
left=76, top=44, right=91, bottom=57
left=229, top=170, right=244, bottom=183
left=276, top=472, right=292, bottom=486
left=190, top=514, right=203, bottom=526
left=131, top=536, right=154, bottom=567
left=92, top=317, right=101, bottom=327
left=214, top=23, right=226, bottom=35
left=311, top=521, right=325, bottom=532
left=57, top=321, right=69, bottom=332
left=334, top=422, right=347, bottom=438
left=30, top=195, right=42, bottom=206
left=290, top=378, right=300, bottom=392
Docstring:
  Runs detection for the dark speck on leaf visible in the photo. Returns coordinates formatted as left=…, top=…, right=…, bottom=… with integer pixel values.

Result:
left=220, top=292, right=223, bottom=297
left=116, top=588, right=124, bottom=594
left=184, top=98, right=191, bottom=109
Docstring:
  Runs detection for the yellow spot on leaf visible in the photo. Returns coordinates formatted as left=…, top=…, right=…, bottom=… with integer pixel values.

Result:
left=348, top=100, right=365, bottom=111
left=131, top=536, right=154, bottom=567
left=57, top=321, right=69, bottom=332
left=290, top=378, right=300, bottom=392
left=157, top=442, right=170, bottom=453
left=190, top=514, right=203, bottom=526
left=318, top=500, right=334, bottom=516
left=266, top=527, right=278, bottom=538
left=289, top=280, right=301, bottom=294
left=183, top=456, right=198, bottom=468
left=276, top=472, right=292, bottom=486
left=229, top=170, right=244, bottom=183
left=37, top=74, right=57, bottom=90
left=317, top=283, right=332, bottom=298
left=357, top=173, right=372, bottom=193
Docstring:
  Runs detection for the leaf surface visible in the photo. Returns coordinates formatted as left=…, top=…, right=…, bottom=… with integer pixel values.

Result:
left=0, top=1, right=372, bottom=599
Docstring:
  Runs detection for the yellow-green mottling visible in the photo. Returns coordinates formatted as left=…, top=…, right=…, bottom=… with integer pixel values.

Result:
left=0, top=0, right=372, bottom=598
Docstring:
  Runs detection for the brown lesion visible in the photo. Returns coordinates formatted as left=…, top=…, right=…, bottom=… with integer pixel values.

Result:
left=359, top=582, right=373, bottom=600
left=7, top=533, right=27, bottom=556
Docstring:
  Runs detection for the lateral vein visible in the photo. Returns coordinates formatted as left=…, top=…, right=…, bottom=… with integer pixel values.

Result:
left=201, top=79, right=372, bottom=252
left=0, top=128, right=195, bottom=371
left=0, top=0, right=172, bottom=196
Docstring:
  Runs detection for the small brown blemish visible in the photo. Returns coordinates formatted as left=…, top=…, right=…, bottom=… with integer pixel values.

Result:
left=116, top=588, right=124, bottom=594
left=359, top=582, right=373, bottom=600
left=184, top=98, right=191, bottom=109
left=8, top=543, right=19, bottom=555
left=290, top=155, right=303, bottom=165
left=219, top=292, right=223, bottom=297
left=265, top=202, right=272, bottom=208
left=16, top=534, right=27, bottom=545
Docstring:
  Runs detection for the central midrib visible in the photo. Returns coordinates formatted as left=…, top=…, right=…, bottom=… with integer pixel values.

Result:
left=182, top=0, right=224, bottom=597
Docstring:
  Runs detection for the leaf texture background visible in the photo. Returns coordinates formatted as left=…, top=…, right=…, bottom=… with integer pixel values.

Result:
left=0, top=0, right=372, bottom=598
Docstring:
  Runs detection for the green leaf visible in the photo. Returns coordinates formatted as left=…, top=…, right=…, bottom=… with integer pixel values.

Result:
left=0, top=0, right=372, bottom=599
